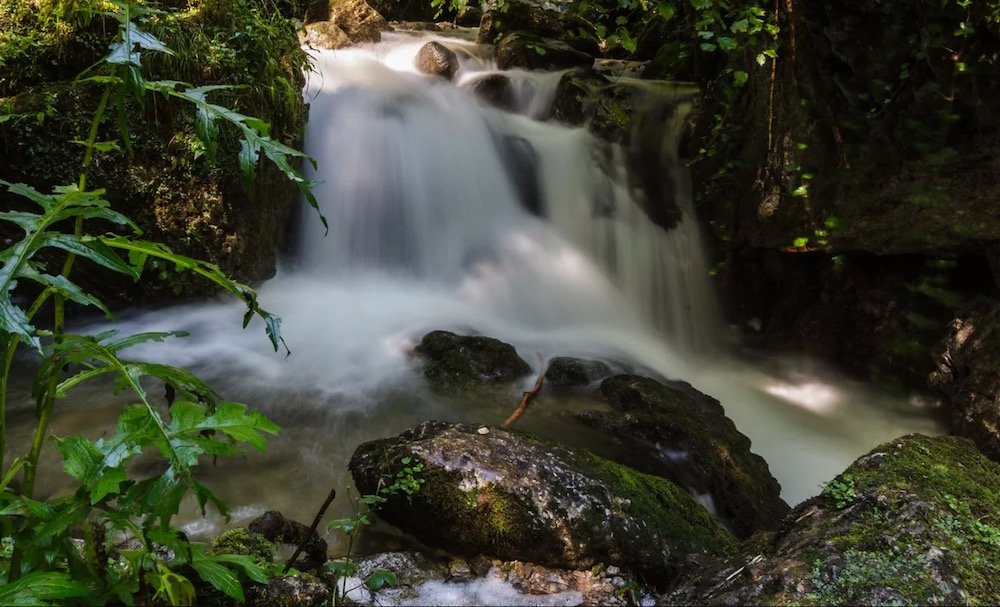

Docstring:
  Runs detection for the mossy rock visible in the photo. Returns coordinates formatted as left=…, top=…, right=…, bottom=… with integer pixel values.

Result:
left=412, top=330, right=531, bottom=394
left=494, top=32, right=594, bottom=71
left=211, top=527, right=276, bottom=562
left=544, top=356, right=613, bottom=387
left=349, top=421, right=736, bottom=586
left=664, top=434, right=1000, bottom=606
left=577, top=374, right=788, bottom=539
left=930, top=297, right=1000, bottom=461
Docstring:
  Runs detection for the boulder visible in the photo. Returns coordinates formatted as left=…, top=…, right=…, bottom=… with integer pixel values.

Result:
left=415, top=41, right=459, bottom=80
left=349, top=422, right=736, bottom=585
left=477, top=1, right=563, bottom=44
left=545, top=357, right=613, bottom=387
left=930, top=297, right=1000, bottom=461
left=495, top=33, right=594, bottom=71
left=663, top=434, right=1000, bottom=605
left=298, top=21, right=351, bottom=49
left=496, top=135, right=542, bottom=216
left=247, top=574, right=331, bottom=607
left=577, top=375, right=788, bottom=539
left=413, top=330, right=531, bottom=393
left=325, top=0, right=386, bottom=43
left=469, top=73, right=515, bottom=111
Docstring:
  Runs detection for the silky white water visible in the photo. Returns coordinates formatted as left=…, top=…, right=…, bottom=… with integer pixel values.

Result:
left=9, top=31, right=941, bottom=554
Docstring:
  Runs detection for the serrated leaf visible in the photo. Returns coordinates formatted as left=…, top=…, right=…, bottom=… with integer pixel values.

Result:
left=20, top=266, right=110, bottom=316
left=191, top=546, right=244, bottom=602
left=0, top=572, right=90, bottom=606
left=56, top=436, right=103, bottom=483
left=42, top=234, right=137, bottom=278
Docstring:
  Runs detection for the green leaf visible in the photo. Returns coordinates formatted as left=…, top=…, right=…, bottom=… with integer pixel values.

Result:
left=42, top=234, right=138, bottom=278
left=19, top=266, right=110, bottom=316
left=212, top=554, right=269, bottom=583
left=150, top=564, right=195, bottom=607
left=700, top=42, right=717, bottom=52
left=192, top=546, right=245, bottom=602
left=326, top=559, right=359, bottom=577
left=733, top=70, right=749, bottom=86
left=0, top=572, right=90, bottom=606
left=365, top=568, right=398, bottom=591
left=717, top=36, right=737, bottom=51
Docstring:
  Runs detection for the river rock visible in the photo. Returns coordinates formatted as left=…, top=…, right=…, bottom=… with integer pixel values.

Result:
left=545, top=357, right=613, bottom=387
left=247, top=574, right=331, bottom=607
left=469, top=73, right=515, bottom=111
left=412, top=330, right=532, bottom=393
left=930, top=297, right=1000, bottom=461
left=349, top=421, right=736, bottom=585
left=477, top=1, right=563, bottom=44
left=326, top=0, right=386, bottom=43
left=496, top=135, right=542, bottom=216
left=298, top=21, right=351, bottom=49
left=495, top=33, right=594, bottom=71
left=577, top=375, right=788, bottom=539
left=351, top=550, right=651, bottom=605
left=415, top=41, right=459, bottom=79
left=663, top=434, right=1000, bottom=605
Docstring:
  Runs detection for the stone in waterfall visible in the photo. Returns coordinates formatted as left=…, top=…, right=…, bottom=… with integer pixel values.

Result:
left=495, top=33, right=594, bottom=71
left=496, top=135, right=542, bottom=216
left=469, top=73, right=516, bottom=111
left=930, top=297, right=1000, bottom=461
left=298, top=21, right=352, bottom=50
left=663, top=434, right=1000, bottom=606
left=415, top=41, right=459, bottom=80
left=545, top=357, right=614, bottom=387
left=349, top=422, right=736, bottom=585
left=576, top=375, right=789, bottom=539
left=413, top=330, right=532, bottom=393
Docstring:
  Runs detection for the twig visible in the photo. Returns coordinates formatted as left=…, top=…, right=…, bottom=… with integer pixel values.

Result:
left=283, top=488, right=336, bottom=574
left=501, top=357, right=547, bottom=428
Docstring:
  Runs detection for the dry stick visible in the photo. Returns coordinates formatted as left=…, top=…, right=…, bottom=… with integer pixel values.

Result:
left=284, top=487, right=337, bottom=574
left=501, top=357, right=547, bottom=428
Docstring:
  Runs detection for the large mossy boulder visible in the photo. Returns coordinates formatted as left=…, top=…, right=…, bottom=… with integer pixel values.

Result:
left=495, top=33, right=594, bottom=71
left=930, top=298, right=1000, bottom=461
left=578, top=375, right=788, bottom=539
left=349, top=421, right=736, bottom=585
left=477, top=0, right=563, bottom=44
left=412, top=330, right=531, bottom=393
left=0, top=0, right=308, bottom=305
left=663, top=434, right=1000, bottom=605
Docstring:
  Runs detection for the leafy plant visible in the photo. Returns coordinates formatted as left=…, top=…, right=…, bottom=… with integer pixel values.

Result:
left=821, top=474, right=857, bottom=509
left=0, top=1, right=319, bottom=604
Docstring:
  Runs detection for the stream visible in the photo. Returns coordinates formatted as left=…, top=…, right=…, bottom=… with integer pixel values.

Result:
left=7, top=29, right=942, bottom=559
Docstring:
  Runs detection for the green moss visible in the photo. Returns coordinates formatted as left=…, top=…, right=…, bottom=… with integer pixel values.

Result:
left=813, top=435, right=1000, bottom=605
left=211, top=527, right=275, bottom=562
left=574, top=450, right=737, bottom=554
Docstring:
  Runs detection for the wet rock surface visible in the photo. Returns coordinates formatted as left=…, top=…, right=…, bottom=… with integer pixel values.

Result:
left=545, top=357, right=614, bottom=387
left=578, top=374, right=788, bottom=539
left=351, top=551, right=654, bottom=605
left=663, top=434, right=1000, bottom=606
left=247, top=574, right=331, bottom=607
left=324, top=0, right=387, bottom=43
left=495, top=33, right=594, bottom=71
left=930, top=297, right=1000, bottom=461
left=349, top=421, right=736, bottom=585
left=415, top=41, right=459, bottom=79
left=469, top=73, right=516, bottom=111
left=413, top=330, right=532, bottom=393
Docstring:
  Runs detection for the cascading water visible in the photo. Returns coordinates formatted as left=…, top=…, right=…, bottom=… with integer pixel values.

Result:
left=8, top=29, right=941, bottom=553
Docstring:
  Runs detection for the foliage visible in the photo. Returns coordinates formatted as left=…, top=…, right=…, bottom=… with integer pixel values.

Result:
left=324, top=457, right=425, bottom=604
left=821, top=474, right=857, bottom=509
left=0, top=1, right=318, bottom=604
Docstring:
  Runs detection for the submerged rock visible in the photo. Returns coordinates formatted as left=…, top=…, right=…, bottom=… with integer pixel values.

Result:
left=545, top=357, right=613, bottom=387
left=578, top=375, right=788, bottom=539
left=415, top=41, right=459, bottom=80
left=413, top=330, right=532, bottom=393
left=349, top=421, right=736, bottom=585
left=352, top=550, right=651, bottom=605
left=469, top=73, right=516, bottom=111
left=495, top=33, right=594, bottom=71
left=663, top=434, right=1000, bottom=605
left=930, top=297, right=1000, bottom=461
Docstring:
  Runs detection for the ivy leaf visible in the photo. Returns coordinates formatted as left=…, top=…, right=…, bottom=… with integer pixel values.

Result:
left=365, top=568, right=398, bottom=591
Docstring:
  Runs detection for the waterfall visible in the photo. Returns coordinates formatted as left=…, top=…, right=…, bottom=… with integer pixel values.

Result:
left=294, top=33, right=721, bottom=352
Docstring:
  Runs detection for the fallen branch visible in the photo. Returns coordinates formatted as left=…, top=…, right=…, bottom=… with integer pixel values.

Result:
left=501, top=357, right=547, bottom=428
left=283, top=487, right=336, bottom=574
